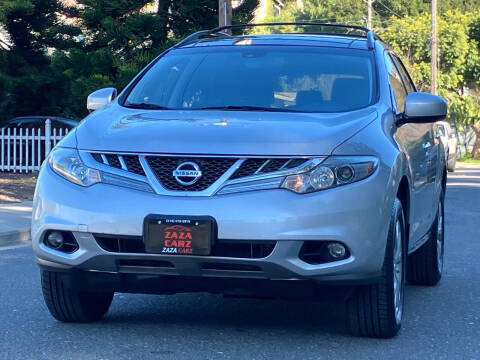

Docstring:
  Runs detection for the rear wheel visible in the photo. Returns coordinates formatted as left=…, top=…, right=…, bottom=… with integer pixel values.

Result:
left=41, top=270, right=113, bottom=322
left=346, top=198, right=406, bottom=338
left=406, top=196, right=444, bottom=285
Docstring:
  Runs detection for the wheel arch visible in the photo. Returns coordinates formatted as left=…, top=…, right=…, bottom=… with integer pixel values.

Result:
left=442, top=166, right=447, bottom=198
left=396, top=176, right=410, bottom=250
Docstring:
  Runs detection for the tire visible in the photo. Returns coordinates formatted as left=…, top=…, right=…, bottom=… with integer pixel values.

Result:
left=41, top=270, right=114, bottom=322
left=406, top=196, right=444, bottom=286
left=447, top=155, right=456, bottom=172
left=346, top=198, right=406, bottom=338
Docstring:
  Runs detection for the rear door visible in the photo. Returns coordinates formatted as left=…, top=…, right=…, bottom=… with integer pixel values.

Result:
left=387, top=53, right=435, bottom=248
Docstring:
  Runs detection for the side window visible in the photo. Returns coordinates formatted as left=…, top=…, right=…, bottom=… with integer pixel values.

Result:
left=384, top=52, right=407, bottom=113
left=391, top=54, right=416, bottom=93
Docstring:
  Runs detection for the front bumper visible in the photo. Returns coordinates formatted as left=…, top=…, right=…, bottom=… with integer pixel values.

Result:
left=32, top=163, right=392, bottom=284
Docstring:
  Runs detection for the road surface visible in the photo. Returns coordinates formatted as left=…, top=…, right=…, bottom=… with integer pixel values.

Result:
left=0, top=164, right=479, bottom=359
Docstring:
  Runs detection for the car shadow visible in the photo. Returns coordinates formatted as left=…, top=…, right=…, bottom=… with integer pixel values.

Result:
left=103, top=293, right=350, bottom=336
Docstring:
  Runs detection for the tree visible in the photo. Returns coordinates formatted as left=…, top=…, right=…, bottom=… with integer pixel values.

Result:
left=50, top=0, right=260, bottom=119
left=382, top=11, right=480, bottom=158
left=0, top=0, right=79, bottom=124
left=0, top=0, right=260, bottom=123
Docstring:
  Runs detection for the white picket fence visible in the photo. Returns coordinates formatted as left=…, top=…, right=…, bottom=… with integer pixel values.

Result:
left=0, top=119, right=69, bottom=173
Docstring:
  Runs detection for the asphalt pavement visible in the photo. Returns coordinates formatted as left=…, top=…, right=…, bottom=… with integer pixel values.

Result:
left=0, top=201, right=32, bottom=247
left=0, top=164, right=479, bottom=360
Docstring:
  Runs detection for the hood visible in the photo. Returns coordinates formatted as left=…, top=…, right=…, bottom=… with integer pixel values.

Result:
left=76, top=104, right=377, bottom=156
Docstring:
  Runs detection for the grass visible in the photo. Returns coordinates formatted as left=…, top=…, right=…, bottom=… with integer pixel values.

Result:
left=458, top=153, right=480, bottom=163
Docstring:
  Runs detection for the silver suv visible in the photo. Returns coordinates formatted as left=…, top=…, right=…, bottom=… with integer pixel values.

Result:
left=32, top=23, right=447, bottom=338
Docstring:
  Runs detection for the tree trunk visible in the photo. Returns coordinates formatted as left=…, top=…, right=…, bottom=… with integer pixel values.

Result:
left=472, top=121, right=480, bottom=159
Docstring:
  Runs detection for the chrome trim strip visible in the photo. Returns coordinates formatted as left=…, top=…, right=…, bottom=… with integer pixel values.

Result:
left=138, top=155, right=167, bottom=194
left=78, top=150, right=314, bottom=159
left=216, top=177, right=284, bottom=195
left=118, top=155, right=128, bottom=171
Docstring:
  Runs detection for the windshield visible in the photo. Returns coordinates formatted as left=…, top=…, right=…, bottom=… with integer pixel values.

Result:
left=124, top=45, right=377, bottom=113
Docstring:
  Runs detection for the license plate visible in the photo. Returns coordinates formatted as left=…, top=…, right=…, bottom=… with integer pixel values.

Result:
left=144, top=215, right=215, bottom=255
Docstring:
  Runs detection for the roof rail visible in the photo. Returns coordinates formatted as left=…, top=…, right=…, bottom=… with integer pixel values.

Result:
left=212, top=22, right=369, bottom=34
left=366, top=30, right=375, bottom=49
left=173, top=30, right=232, bottom=48
left=175, top=22, right=380, bottom=49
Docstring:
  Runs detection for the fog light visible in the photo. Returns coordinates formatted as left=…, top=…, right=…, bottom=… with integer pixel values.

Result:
left=46, top=231, right=64, bottom=249
left=327, top=242, right=347, bottom=259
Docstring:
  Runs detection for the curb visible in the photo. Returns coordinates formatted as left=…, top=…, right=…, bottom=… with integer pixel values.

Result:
left=0, top=229, right=31, bottom=248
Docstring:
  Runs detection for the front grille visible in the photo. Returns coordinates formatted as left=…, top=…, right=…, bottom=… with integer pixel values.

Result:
left=146, top=156, right=237, bottom=191
left=89, top=152, right=310, bottom=192
left=95, top=235, right=276, bottom=259
left=230, top=158, right=307, bottom=179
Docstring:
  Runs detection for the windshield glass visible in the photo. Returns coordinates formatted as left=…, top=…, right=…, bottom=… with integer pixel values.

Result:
left=124, top=45, right=377, bottom=113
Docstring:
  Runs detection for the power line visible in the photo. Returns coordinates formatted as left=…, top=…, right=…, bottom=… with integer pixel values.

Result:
left=375, top=0, right=402, bottom=18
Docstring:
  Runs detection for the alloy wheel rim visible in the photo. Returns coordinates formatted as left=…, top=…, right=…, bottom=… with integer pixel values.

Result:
left=437, top=202, right=444, bottom=274
left=393, top=219, right=404, bottom=325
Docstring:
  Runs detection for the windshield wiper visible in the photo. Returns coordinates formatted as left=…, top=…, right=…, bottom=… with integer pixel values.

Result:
left=124, top=102, right=171, bottom=110
left=198, top=105, right=299, bottom=112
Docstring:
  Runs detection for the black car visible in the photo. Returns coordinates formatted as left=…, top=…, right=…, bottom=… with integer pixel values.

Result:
left=2, top=116, right=79, bottom=133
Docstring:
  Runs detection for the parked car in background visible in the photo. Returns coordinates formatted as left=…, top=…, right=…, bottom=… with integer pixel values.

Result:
left=2, top=116, right=79, bottom=134
left=436, top=121, right=458, bottom=172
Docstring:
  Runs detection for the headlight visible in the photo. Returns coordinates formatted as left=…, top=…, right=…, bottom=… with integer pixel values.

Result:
left=281, top=156, right=378, bottom=193
left=48, top=148, right=102, bottom=187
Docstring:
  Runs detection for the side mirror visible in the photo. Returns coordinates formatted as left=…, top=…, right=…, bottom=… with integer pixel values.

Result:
left=401, top=92, right=447, bottom=124
left=87, top=87, right=117, bottom=112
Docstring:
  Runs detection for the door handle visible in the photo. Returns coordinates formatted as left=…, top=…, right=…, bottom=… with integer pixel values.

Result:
left=422, top=141, right=432, bottom=149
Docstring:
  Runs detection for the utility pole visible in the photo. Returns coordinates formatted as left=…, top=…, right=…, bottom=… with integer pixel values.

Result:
left=219, top=0, right=232, bottom=32
left=366, top=0, right=375, bottom=29
left=431, top=0, right=438, bottom=94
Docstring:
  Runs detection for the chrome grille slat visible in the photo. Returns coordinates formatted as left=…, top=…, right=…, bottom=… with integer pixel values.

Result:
left=254, top=160, right=271, bottom=174
left=100, top=154, right=109, bottom=165
left=118, top=155, right=128, bottom=171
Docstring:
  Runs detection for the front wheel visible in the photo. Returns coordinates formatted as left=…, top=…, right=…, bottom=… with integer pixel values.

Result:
left=41, top=270, right=114, bottom=322
left=346, top=198, right=406, bottom=338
